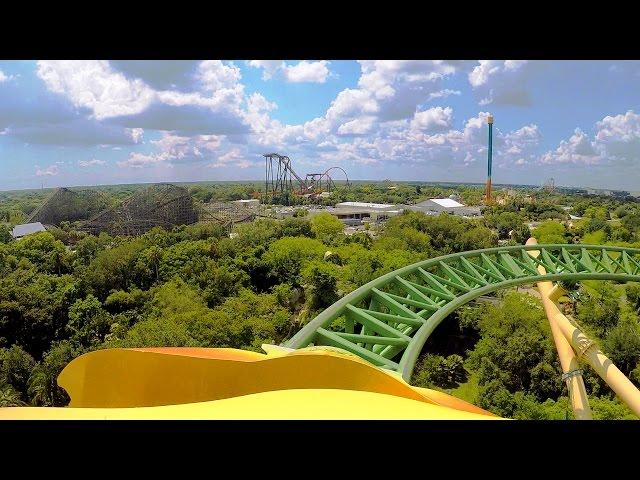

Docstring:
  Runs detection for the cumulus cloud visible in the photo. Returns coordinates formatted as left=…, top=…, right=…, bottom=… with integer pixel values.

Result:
left=110, top=60, right=200, bottom=90
left=110, top=102, right=249, bottom=136
left=0, top=70, right=9, bottom=82
left=282, top=61, right=330, bottom=83
left=210, top=148, right=253, bottom=168
left=35, top=165, right=60, bottom=176
left=321, top=60, right=466, bottom=130
left=117, top=152, right=169, bottom=168
left=337, top=116, right=376, bottom=136
left=5, top=121, right=144, bottom=146
left=35, top=60, right=250, bottom=138
left=540, top=129, right=601, bottom=165
left=37, top=60, right=156, bottom=119
left=594, top=110, right=640, bottom=162
left=247, top=60, right=284, bottom=80
left=196, top=61, right=242, bottom=92
left=117, top=132, right=226, bottom=168
left=0, top=70, right=148, bottom=147
left=427, top=89, right=461, bottom=101
left=469, top=60, right=537, bottom=106
left=78, top=159, right=106, bottom=167
left=410, top=106, right=453, bottom=132
left=248, top=60, right=330, bottom=83
left=540, top=111, right=640, bottom=167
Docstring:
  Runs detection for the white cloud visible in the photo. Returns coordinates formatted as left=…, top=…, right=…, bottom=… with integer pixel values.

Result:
left=540, top=128, right=601, bottom=165
left=196, top=61, right=242, bottom=91
left=282, top=61, right=330, bottom=83
left=78, top=159, right=106, bottom=167
left=326, top=88, right=379, bottom=121
left=35, top=60, right=248, bottom=137
left=248, top=60, right=330, bottom=83
left=117, top=152, right=169, bottom=168
left=35, top=164, right=60, bottom=176
left=3, top=121, right=145, bottom=146
left=596, top=111, right=640, bottom=141
left=0, top=70, right=9, bottom=82
left=247, top=92, right=277, bottom=114
left=469, top=60, right=536, bottom=106
left=117, top=132, right=227, bottom=168
left=321, top=61, right=468, bottom=130
left=427, top=89, right=461, bottom=101
left=410, top=106, right=453, bottom=132
left=540, top=111, right=640, bottom=167
left=37, top=60, right=156, bottom=120
left=110, top=60, right=200, bottom=90
left=210, top=148, right=253, bottom=169
left=337, top=116, right=376, bottom=136
left=247, top=60, right=284, bottom=80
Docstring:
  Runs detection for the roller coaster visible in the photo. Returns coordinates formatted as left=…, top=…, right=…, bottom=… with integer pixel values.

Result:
left=3, top=241, right=640, bottom=419
left=264, top=153, right=350, bottom=204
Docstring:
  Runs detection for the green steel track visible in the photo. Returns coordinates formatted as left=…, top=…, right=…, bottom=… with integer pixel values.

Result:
left=284, top=244, right=640, bottom=382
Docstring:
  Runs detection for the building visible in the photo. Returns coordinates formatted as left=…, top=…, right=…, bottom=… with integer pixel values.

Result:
left=332, top=202, right=403, bottom=225
left=12, top=222, right=47, bottom=239
left=408, top=198, right=481, bottom=217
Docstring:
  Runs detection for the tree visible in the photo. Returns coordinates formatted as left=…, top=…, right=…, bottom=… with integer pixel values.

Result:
left=310, top=212, right=343, bottom=242
left=466, top=292, right=563, bottom=410
left=413, top=354, right=466, bottom=389
left=262, top=236, right=326, bottom=286
left=9, top=232, right=72, bottom=274
left=302, top=260, right=340, bottom=311
left=589, top=396, right=637, bottom=420
left=511, top=224, right=531, bottom=244
left=73, top=235, right=102, bottom=266
left=28, top=340, right=80, bottom=407
left=583, top=206, right=609, bottom=221
left=110, top=280, right=292, bottom=352
left=84, top=238, right=147, bottom=297
left=486, top=212, right=525, bottom=240
left=0, top=225, right=12, bottom=244
left=384, top=211, right=496, bottom=255
left=0, top=345, right=36, bottom=401
left=66, top=295, right=113, bottom=347
left=603, top=320, right=640, bottom=376
left=583, top=217, right=611, bottom=236
left=0, top=385, right=25, bottom=407
left=532, top=220, right=567, bottom=244
left=0, top=270, right=78, bottom=359
left=281, top=218, right=313, bottom=238
left=622, top=214, right=640, bottom=234
left=576, top=282, right=620, bottom=337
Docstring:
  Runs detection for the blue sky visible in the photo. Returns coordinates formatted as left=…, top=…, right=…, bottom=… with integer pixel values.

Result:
left=1, top=60, right=640, bottom=191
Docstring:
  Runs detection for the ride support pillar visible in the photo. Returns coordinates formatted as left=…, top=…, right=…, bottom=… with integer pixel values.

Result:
left=526, top=238, right=592, bottom=419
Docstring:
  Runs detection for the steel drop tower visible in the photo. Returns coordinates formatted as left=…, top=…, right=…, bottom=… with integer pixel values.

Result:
left=485, top=114, right=494, bottom=203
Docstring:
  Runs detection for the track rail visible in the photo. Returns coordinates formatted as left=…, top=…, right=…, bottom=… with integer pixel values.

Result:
left=284, top=244, right=640, bottom=382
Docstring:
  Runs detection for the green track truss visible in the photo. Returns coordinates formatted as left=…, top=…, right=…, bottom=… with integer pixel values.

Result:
left=284, top=244, right=640, bottom=382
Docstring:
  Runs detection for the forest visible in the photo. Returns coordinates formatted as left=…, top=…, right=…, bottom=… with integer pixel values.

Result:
left=1, top=182, right=640, bottom=419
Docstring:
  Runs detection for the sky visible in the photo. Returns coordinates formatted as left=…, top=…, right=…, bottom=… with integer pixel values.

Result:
left=1, top=60, right=640, bottom=192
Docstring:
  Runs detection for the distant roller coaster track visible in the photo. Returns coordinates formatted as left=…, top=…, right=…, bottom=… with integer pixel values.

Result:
left=263, top=153, right=350, bottom=202
left=285, top=244, right=640, bottom=382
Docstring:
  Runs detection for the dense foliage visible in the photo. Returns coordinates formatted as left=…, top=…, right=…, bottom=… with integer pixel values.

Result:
left=1, top=182, right=640, bottom=418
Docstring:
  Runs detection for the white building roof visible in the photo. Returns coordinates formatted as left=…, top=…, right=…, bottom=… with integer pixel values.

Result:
left=429, top=198, right=465, bottom=208
left=336, top=202, right=395, bottom=210
left=12, top=222, right=46, bottom=238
